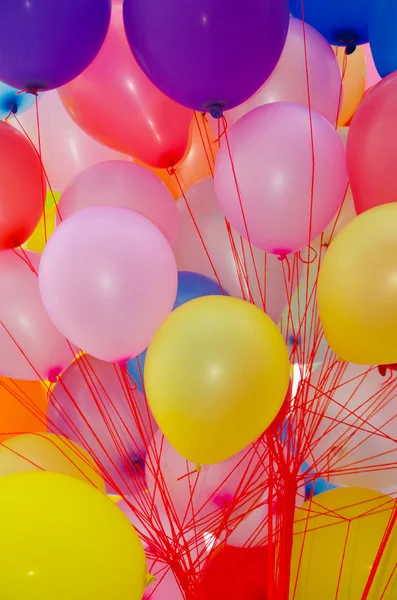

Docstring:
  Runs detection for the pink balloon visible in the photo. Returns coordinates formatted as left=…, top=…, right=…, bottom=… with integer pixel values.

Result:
left=58, top=5, right=192, bottom=168
left=12, top=91, right=127, bottom=192
left=39, top=207, right=178, bottom=362
left=145, top=429, right=267, bottom=539
left=214, top=103, right=348, bottom=255
left=0, top=250, right=73, bottom=381
left=175, top=177, right=300, bottom=324
left=305, top=363, right=397, bottom=492
left=225, top=17, right=342, bottom=128
left=364, top=43, right=381, bottom=90
left=58, top=161, right=179, bottom=250
left=143, top=559, right=183, bottom=600
left=47, top=354, right=156, bottom=493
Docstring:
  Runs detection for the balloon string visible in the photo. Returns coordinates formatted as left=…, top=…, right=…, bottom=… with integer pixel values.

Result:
left=222, top=118, right=265, bottom=310
left=193, top=111, right=214, bottom=177
left=34, top=93, right=47, bottom=244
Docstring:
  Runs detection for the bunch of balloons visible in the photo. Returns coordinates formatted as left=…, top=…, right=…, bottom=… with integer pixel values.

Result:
left=2, top=0, right=397, bottom=598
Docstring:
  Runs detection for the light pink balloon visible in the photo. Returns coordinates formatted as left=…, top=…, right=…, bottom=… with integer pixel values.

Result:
left=39, top=207, right=178, bottom=362
left=47, top=354, right=155, bottom=493
left=305, top=363, right=397, bottom=492
left=58, top=161, right=179, bottom=250
left=364, top=43, right=381, bottom=90
left=214, top=103, right=348, bottom=255
left=145, top=429, right=267, bottom=539
left=143, top=559, right=183, bottom=600
left=175, top=177, right=301, bottom=324
left=12, top=91, right=128, bottom=192
left=225, top=17, right=342, bottom=128
left=0, top=250, right=73, bottom=381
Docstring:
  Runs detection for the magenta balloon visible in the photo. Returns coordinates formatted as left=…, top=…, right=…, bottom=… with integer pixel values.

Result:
left=214, top=103, right=348, bottom=254
left=0, top=250, right=73, bottom=381
left=225, top=18, right=342, bottom=128
left=12, top=91, right=128, bottom=192
left=123, top=0, right=289, bottom=113
left=175, top=178, right=300, bottom=324
left=47, top=355, right=156, bottom=493
left=58, top=161, right=179, bottom=250
left=39, top=207, right=178, bottom=362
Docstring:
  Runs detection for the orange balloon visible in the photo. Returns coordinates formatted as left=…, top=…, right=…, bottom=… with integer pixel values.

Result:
left=334, top=46, right=366, bottom=126
left=136, top=114, right=218, bottom=199
left=0, top=378, right=48, bottom=442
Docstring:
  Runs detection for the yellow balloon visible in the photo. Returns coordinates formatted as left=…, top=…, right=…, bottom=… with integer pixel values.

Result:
left=145, top=296, right=290, bottom=464
left=334, top=46, right=366, bottom=126
left=317, top=203, right=397, bottom=365
left=0, top=433, right=105, bottom=492
left=0, top=471, right=146, bottom=600
left=291, top=487, right=397, bottom=599
left=24, top=205, right=57, bottom=253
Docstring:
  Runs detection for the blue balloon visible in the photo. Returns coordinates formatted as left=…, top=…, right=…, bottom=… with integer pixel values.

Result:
left=126, top=349, right=147, bottom=393
left=290, top=0, right=371, bottom=47
left=126, top=272, right=227, bottom=391
left=302, top=461, right=338, bottom=499
left=174, top=271, right=227, bottom=310
left=0, top=82, right=37, bottom=120
left=369, top=0, right=397, bottom=77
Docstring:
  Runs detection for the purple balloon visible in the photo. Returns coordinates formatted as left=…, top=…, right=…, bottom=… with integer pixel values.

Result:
left=0, top=0, right=111, bottom=91
left=123, top=0, right=289, bottom=115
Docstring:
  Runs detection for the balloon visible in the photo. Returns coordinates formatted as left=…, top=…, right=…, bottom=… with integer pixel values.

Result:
left=289, top=0, right=371, bottom=46
left=126, top=350, right=147, bottom=394
left=303, top=363, right=397, bottom=491
left=0, top=471, right=146, bottom=600
left=0, top=1, right=111, bottom=91
left=123, top=0, right=289, bottom=113
left=369, top=1, right=397, bottom=78
left=0, top=433, right=105, bottom=492
left=143, top=115, right=218, bottom=199
left=13, top=91, right=128, bottom=192
left=225, top=18, right=342, bottom=128
left=39, top=207, right=177, bottom=362
left=334, top=45, right=366, bottom=125
left=126, top=272, right=225, bottom=392
left=364, top=44, right=381, bottom=89
left=175, top=178, right=300, bottom=324
left=58, top=6, right=192, bottom=168
left=291, top=487, right=397, bottom=599
left=57, top=161, right=179, bottom=250
left=0, top=250, right=73, bottom=381
left=0, top=378, right=47, bottom=443
left=317, top=203, right=397, bottom=365
left=47, top=354, right=156, bottom=494
left=347, top=71, right=397, bottom=214
left=0, top=83, right=37, bottom=120
left=145, top=430, right=267, bottom=535
left=24, top=205, right=57, bottom=253
left=143, top=559, right=183, bottom=600
left=214, top=103, right=348, bottom=254
left=145, top=296, right=290, bottom=464
left=197, top=545, right=269, bottom=600
left=0, top=120, right=44, bottom=249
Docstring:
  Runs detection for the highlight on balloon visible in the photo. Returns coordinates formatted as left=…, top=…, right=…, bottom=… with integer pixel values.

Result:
left=0, top=1, right=397, bottom=599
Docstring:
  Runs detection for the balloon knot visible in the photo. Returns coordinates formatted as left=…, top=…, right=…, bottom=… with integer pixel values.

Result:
left=345, top=43, right=357, bottom=56
left=195, top=463, right=202, bottom=472
left=48, top=366, right=61, bottom=383
left=209, top=104, right=223, bottom=119
left=277, top=253, right=287, bottom=261
left=145, top=573, right=157, bottom=588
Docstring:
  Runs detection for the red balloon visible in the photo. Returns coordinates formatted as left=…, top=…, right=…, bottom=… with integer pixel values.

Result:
left=347, top=72, right=397, bottom=214
left=197, top=545, right=269, bottom=599
left=58, top=5, right=192, bottom=168
left=0, top=121, right=44, bottom=249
